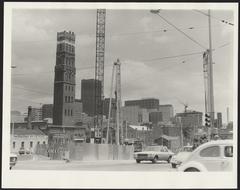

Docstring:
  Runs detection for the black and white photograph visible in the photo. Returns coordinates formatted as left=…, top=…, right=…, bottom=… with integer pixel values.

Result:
left=2, top=2, right=238, bottom=189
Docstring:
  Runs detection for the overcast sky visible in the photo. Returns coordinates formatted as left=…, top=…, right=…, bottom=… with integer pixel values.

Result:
left=10, top=8, right=234, bottom=123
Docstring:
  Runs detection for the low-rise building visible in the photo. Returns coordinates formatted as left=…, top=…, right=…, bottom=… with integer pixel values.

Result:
left=10, top=128, right=48, bottom=154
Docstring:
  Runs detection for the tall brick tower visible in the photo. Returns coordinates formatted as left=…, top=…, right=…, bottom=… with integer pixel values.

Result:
left=53, top=31, right=76, bottom=126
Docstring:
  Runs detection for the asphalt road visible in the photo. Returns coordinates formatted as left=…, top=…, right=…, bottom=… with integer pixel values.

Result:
left=12, top=160, right=177, bottom=171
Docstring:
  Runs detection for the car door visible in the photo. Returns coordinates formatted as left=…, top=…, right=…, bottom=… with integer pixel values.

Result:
left=157, top=147, right=165, bottom=160
left=197, top=145, right=222, bottom=171
left=221, top=145, right=233, bottom=171
left=161, top=146, right=169, bottom=160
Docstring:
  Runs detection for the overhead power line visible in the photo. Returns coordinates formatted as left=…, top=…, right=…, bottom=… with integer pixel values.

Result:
left=141, top=51, right=203, bottom=62
left=153, top=12, right=207, bottom=50
left=11, top=41, right=231, bottom=77
left=193, top=10, right=234, bottom=26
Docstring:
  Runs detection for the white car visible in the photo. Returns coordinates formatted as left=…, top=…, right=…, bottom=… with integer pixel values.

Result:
left=178, top=140, right=233, bottom=172
left=133, top=145, right=174, bottom=163
left=170, top=145, right=193, bottom=168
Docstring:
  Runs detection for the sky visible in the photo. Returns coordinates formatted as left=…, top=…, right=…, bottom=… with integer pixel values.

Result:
left=10, top=7, right=235, bottom=123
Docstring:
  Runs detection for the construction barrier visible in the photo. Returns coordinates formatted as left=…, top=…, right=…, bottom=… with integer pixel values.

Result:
left=36, top=142, right=134, bottom=160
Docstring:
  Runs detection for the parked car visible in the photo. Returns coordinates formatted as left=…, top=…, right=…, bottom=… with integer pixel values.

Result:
left=133, top=145, right=174, bottom=163
left=178, top=140, right=233, bottom=172
left=170, top=145, right=193, bottom=168
left=10, top=153, right=18, bottom=169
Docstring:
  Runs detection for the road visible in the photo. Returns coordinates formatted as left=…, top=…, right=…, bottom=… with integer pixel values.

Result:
left=12, top=160, right=177, bottom=171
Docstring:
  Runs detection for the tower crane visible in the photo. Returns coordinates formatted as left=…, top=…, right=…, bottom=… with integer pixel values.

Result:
left=94, top=9, right=106, bottom=142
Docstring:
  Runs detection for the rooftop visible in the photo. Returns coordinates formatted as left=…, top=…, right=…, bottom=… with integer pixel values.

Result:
left=12, top=128, right=47, bottom=136
left=129, top=125, right=148, bottom=131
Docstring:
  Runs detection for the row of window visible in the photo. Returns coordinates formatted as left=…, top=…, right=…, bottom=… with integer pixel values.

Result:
left=65, top=96, right=74, bottom=103
left=65, top=109, right=73, bottom=116
left=12, top=141, right=46, bottom=149
left=58, top=43, right=75, bottom=53
left=65, top=73, right=74, bottom=81
left=65, top=84, right=74, bottom=92
left=65, top=57, right=74, bottom=67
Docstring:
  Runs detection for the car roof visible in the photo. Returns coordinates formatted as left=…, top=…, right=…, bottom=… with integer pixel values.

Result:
left=204, top=139, right=233, bottom=145
left=194, top=140, right=233, bottom=151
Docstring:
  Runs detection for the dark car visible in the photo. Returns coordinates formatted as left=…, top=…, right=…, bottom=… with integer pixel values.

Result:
left=10, top=153, right=18, bottom=169
left=18, top=147, right=25, bottom=155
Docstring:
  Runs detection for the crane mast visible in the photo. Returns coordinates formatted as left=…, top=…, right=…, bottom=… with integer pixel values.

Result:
left=94, top=9, right=106, bottom=142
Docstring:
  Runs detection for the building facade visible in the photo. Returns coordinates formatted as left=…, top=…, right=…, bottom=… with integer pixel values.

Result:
left=122, top=106, right=149, bottom=125
left=81, top=79, right=101, bottom=117
left=42, top=104, right=53, bottom=120
left=10, top=128, right=48, bottom=154
left=217, top=112, right=223, bottom=129
left=125, top=98, right=159, bottom=109
left=53, top=31, right=76, bottom=126
left=149, top=111, right=163, bottom=124
left=175, top=111, right=203, bottom=144
left=158, top=104, right=174, bottom=123
left=74, top=99, right=83, bottom=124
left=29, top=107, right=43, bottom=121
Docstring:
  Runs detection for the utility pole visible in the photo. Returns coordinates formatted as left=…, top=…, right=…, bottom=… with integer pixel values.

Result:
left=115, top=59, right=122, bottom=145
left=106, top=64, right=115, bottom=144
left=208, top=9, right=215, bottom=140
left=203, top=10, right=215, bottom=141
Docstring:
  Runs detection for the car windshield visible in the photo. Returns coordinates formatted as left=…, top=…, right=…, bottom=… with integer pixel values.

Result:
left=144, top=146, right=163, bottom=151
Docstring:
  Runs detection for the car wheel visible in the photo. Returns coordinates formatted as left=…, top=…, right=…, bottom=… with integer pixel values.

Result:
left=167, top=156, right=172, bottom=163
left=184, top=167, right=200, bottom=172
left=10, top=166, right=12, bottom=170
left=152, top=156, right=158, bottom=163
left=136, top=159, right=141, bottom=163
left=171, top=163, right=177, bottom=168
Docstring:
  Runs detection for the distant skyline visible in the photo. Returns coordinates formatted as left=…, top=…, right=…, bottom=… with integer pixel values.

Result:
left=10, top=7, right=235, bottom=123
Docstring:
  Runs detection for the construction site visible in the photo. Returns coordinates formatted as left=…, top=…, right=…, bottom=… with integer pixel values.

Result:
left=10, top=8, right=234, bottom=161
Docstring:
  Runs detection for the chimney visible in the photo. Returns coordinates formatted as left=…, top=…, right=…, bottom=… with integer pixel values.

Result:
left=27, top=106, right=32, bottom=129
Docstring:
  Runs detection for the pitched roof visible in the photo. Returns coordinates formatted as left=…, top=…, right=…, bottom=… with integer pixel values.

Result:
left=13, top=128, right=47, bottom=136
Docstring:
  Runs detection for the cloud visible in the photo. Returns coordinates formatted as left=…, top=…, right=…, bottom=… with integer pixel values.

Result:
left=154, top=35, right=170, bottom=43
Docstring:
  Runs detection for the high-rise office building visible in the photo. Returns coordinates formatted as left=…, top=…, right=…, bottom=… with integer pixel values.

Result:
left=217, top=112, right=222, bottom=128
left=149, top=111, right=163, bottom=124
left=125, top=98, right=159, bottom=109
left=42, top=104, right=53, bottom=120
left=53, top=31, right=76, bottom=126
left=81, top=79, right=101, bottom=117
left=122, top=106, right=149, bottom=125
left=158, top=104, right=174, bottom=123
